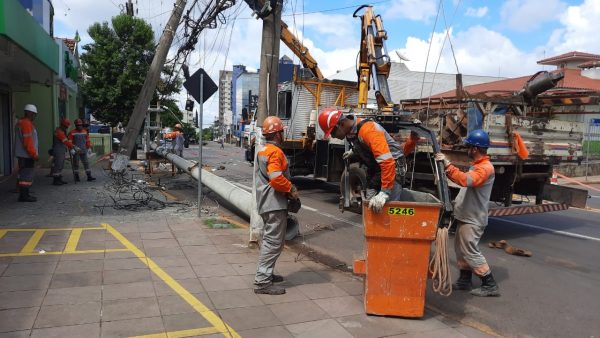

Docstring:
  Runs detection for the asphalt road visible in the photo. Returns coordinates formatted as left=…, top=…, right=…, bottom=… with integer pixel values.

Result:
left=180, top=142, right=600, bottom=338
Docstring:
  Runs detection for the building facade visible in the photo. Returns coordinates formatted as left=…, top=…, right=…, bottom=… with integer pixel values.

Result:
left=218, top=70, right=232, bottom=138
left=0, top=0, right=80, bottom=175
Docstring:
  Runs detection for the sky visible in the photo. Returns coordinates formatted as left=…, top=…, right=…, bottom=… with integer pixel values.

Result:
left=52, top=0, right=600, bottom=126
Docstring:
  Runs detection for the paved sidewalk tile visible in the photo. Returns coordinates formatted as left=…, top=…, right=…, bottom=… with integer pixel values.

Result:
left=0, top=290, right=46, bottom=309
left=30, top=323, right=100, bottom=338
left=162, top=312, right=211, bottom=331
left=102, top=297, right=161, bottom=321
left=2, top=262, right=57, bottom=276
left=268, top=300, right=329, bottom=325
left=101, top=316, right=165, bottom=338
left=157, top=292, right=214, bottom=315
left=217, top=305, right=282, bottom=331
left=42, top=286, right=102, bottom=305
left=0, top=307, right=39, bottom=332
left=237, top=325, right=294, bottom=338
left=50, top=271, right=102, bottom=288
left=208, top=289, right=263, bottom=309
left=0, top=274, right=52, bottom=291
left=102, top=281, right=156, bottom=300
left=103, top=268, right=153, bottom=284
left=386, top=327, right=469, bottom=338
left=192, top=263, right=238, bottom=278
left=297, top=282, right=349, bottom=299
left=286, top=318, right=354, bottom=338
left=200, top=275, right=248, bottom=292
left=34, top=302, right=101, bottom=328
left=314, top=295, right=364, bottom=317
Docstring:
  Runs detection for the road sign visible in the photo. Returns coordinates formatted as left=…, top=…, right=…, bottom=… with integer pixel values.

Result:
left=183, top=68, right=217, bottom=103
left=590, top=118, right=600, bottom=126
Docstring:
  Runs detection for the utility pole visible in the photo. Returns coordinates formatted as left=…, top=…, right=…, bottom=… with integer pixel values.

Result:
left=249, top=0, right=283, bottom=244
left=126, top=0, right=134, bottom=16
left=113, top=0, right=187, bottom=171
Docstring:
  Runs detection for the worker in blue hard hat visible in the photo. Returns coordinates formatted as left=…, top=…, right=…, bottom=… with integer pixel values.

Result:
left=435, top=129, right=499, bottom=297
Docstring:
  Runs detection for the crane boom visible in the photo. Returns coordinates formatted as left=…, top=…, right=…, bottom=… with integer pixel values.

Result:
left=244, top=0, right=324, bottom=80
left=354, top=5, right=393, bottom=112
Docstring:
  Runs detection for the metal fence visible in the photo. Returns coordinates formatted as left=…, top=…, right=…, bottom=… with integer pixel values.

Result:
left=89, top=133, right=112, bottom=157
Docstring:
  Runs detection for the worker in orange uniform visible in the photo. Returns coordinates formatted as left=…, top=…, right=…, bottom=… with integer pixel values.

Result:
left=15, top=104, right=39, bottom=202
left=164, top=123, right=185, bottom=157
left=51, top=117, right=75, bottom=186
left=68, top=119, right=96, bottom=182
left=318, top=109, right=419, bottom=212
left=435, top=129, right=499, bottom=297
left=253, top=116, right=299, bottom=295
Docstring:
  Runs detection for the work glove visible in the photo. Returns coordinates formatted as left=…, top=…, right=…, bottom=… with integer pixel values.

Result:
left=287, top=185, right=299, bottom=201
left=342, top=149, right=354, bottom=160
left=70, top=148, right=76, bottom=156
left=368, top=191, right=389, bottom=213
left=74, top=146, right=82, bottom=153
left=434, top=153, right=451, bottom=168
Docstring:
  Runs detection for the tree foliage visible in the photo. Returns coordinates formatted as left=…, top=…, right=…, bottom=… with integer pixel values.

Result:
left=80, top=15, right=155, bottom=126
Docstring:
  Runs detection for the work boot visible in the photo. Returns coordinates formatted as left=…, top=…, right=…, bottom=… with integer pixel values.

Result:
left=453, top=269, right=473, bottom=290
left=254, top=283, right=286, bottom=295
left=86, top=172, right=96, bottom=181
left=470, top=272, right=500, bottom=297
left=271, top=274, right=284, bottom=283
left=53, top=176, right=67, bottom=185
left=74, top=172, right=80, bottom=182
left=18, top=187, right=37, bottom=202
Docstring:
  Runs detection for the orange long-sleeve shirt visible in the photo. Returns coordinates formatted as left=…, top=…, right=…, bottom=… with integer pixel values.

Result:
left=16, top=118, right=38, bottom=158
left=54, top=128, right=73, bottom=149
left=355, top=119, right=419, bottom=191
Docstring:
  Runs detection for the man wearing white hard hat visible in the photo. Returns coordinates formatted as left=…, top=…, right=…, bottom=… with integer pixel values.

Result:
left=15, top=104, right=39, bottom=202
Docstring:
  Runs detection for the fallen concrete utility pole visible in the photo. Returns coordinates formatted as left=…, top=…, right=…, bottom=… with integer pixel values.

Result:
left=151, top=144, right=251, bottom=217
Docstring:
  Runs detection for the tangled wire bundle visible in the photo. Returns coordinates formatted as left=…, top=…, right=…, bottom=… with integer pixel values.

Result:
left=95, top=171, right=190, bottom=214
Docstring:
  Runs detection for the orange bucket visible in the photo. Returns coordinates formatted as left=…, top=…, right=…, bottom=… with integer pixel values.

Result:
left=354, top=190, right=442, bottom=318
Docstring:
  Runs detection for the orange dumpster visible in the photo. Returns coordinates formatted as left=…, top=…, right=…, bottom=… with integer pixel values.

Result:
left=353, top=190, right=442, bottom=318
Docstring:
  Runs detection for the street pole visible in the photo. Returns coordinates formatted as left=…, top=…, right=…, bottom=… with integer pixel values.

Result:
left=113, top=0, right=187, bottom=172
left=249, top=0, right=283, bottom=244
left=198, top=73, right=204, bottom=217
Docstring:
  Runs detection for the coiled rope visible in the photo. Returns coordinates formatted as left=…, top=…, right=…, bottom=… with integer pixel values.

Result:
left=429, top=226, right=452, bottom=296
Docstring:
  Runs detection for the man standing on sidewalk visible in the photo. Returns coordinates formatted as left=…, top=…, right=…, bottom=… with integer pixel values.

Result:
left=253, top=116, right=299, bottom=295
left=68, top=119, right=96, bottom=182
left=52, top=117, right=75, bottom=186
left=435, top=129, right=500, bottom=297
left=15, top=104, right=39, bottom=202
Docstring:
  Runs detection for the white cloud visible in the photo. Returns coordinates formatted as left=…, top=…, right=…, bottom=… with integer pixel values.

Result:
left=547, top=0, right=600, bottom=54
left=500, top=0, right=567, bottom=32
left=465, top=6, right=488, bottom=18
left=386, top=0, right=438, bottom=22
left=394, top=26, right=542, bottom=78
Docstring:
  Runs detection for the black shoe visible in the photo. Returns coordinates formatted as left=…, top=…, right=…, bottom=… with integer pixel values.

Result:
left=18, top=187, right=37, bottom=202
left=86, top=173, right=96, bottom=181
left=453, top=269, right=473, bottom=291
left=53, top=176, right=67, bottom=186
left=74, top=173, right=81, bottom=182
left=271, top=274, right=284, bottom=283
left=254, top=284, right=286, bottom=295
left=471, top=272, right=500, bottom=297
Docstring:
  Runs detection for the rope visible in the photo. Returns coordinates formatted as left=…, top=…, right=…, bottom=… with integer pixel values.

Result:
left=429, top=226, right=452, bottom=296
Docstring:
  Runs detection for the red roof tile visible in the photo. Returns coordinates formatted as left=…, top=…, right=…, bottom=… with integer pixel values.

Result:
left=61, top=38, right=77, bottom=53
left=537, top=51, right=600, bottom=65
left=432, top=68, right=600, bottom=98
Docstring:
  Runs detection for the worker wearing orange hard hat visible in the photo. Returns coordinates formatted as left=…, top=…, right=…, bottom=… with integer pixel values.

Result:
left=253, top=116, right=299, bottom=295
left=318, top=108, right=419, bottom=213
left=164, top=123, right=185, bottom=157
left=51, top=117, right=75, bottom=186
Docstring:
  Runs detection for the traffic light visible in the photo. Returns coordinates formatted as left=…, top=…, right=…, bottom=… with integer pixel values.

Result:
left=185, top=99, right=194, bottom=112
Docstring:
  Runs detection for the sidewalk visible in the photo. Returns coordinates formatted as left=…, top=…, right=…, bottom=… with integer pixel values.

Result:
left=0, top=163, right=492, bottom=338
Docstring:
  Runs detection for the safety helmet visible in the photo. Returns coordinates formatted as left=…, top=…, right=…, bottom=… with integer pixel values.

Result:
left=262, top=116, right=284, bottom=135
left=60, top=118, right=71, bottom=128
left=464, top=129, right=490, bottom=149
left=74, top=118, right=84, bottom=126
left=24, top=104, right=38, bottom=114
left=174, top=123, right=183, bottom=130
left=318, top=108, right=343, bottom=138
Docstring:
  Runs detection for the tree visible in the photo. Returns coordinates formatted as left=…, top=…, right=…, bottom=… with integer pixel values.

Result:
left=80, top=15, right=154, bottom=126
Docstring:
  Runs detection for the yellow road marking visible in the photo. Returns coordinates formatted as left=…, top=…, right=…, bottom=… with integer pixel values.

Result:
left=4, top=227, right=105, bottom=232
left=20, top=230, right=46, bottom=253
left=130, top=326, right=221, bottom=338
left=220, top=216, right=248, bottom=229
left=64, top=228, right=83, bottom=253
left=0, top=230, right=7, bottom=240
left=0, top=249, right=129, bottom=257
left=103, top=223, right=241, bottom=338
